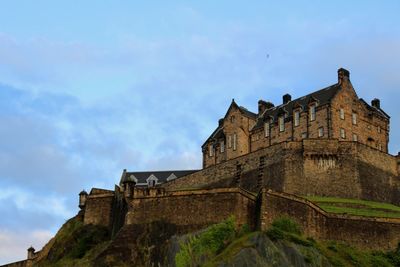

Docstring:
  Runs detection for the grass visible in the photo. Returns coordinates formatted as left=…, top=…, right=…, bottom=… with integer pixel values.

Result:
left=305, top=196, right=400, bottom=218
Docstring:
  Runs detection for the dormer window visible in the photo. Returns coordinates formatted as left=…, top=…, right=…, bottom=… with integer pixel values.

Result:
left=147, top=174, right=158, bottom=187
left=230, top=116, right=235, bottom=123
left=309, top=105, right=316, bottom=121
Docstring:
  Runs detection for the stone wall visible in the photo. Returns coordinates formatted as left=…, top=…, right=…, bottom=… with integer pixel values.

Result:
left=260, top=189, right=400, bottom=251
left=125, top=188, right=257, bottom=231
left=83, top=189, right=115, bottom=227
left=165, top=139, right=400, bottom=205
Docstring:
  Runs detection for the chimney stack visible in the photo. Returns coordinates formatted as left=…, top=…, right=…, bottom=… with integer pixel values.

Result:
left=338, top=68, right=350, bottom=84
left=258, top=100, right=274, bottom=115
left=283, top=94, right=292, bottom=104
left=371, top=98, right=381, bottom=109
left=27, top=247, right=35, bottom=260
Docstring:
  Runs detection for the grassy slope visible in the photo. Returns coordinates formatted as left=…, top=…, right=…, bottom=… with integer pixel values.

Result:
left=202, top=218, right=400, bottom=267
left=305, top=196, right=400, bottom=218
left=35, top=216, right=111, bottom=267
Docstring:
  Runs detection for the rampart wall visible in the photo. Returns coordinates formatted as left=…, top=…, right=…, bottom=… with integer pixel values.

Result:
left=164, top=139, right=400, bottom=205
left=83, top=189, right=115, bottom=227
left=260, top=189, right=400, bottom=251
left=125, top=188, right=257, bottom=231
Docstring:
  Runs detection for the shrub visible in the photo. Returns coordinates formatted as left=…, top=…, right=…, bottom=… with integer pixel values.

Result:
left=271, top=217, right=302, bottom=235
left=175, top=217, right=237, bottom=267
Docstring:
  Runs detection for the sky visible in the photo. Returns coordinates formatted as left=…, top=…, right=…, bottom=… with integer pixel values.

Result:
left=1, top=0, right=400, bottom=264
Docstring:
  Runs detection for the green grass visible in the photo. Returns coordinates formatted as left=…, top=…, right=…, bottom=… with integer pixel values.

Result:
left=305, top=196, right=400, bottom=218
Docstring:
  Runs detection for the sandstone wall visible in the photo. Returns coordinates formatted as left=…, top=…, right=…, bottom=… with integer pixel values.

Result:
left=125, top=188, right=257, bottom=231
left=166, top=139, right=400, bottom=205
left=84, top=190, right=114, bottom=227
left=260, top=189, right=400, bottom=251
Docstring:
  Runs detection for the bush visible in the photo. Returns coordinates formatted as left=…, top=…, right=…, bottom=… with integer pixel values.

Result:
left=271, top=217, right=302, bottom=235
left=266, top=227, right=285, bottom=241
left=175, top=217, right=237, bottom=267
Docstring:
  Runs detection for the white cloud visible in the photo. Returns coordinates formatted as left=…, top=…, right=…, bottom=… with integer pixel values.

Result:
left=0, top=229, right=53, bottom=265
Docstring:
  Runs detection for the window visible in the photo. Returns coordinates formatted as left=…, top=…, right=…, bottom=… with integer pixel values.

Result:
left=220, top=141, right=225, bottom=153
left=310, top=105, right=316, bottom=121
left=209, top=144, right=214, bottom=157
left=228, top=135, right=232, bottom=148
left=230, top=116, right=235, bottom=123
left=378, top=126, right=382, bottom=133
left=264, top=122, right=270, bottom=137
left=279, top=116, right=285, bottom=132
left=340, top=128, right=346, bottom=139
left=318, top=127, right=324, bottom=137
left=302, top=132, right=308, bottom=139
left=352, top=113, right=357, bottom=125
left=233, top=133, right=237, bottom=151
left=340, top=108, right=345, bottom=120
left=147, top=174, right=158, bottom=187
left=353, top=134, right=358, bottom=142
left=294, top=111, right=300, bottom=126
left=378, top=144, right=383, bottom=151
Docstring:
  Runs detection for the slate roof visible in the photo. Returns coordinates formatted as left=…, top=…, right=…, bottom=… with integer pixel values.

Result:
left=120, top=170, right=199, bottom=185
left=252, top=83, right=341, bottom=130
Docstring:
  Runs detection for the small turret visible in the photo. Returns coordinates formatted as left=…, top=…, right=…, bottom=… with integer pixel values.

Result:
left=123, top=174, right=137, bottom=198
left=79, top=190, right=88, bottom=209
left=27, top=246, right=35, bottom=260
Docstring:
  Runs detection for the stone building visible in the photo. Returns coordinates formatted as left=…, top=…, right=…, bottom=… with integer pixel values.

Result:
left=119, top=169, right=198, bottom=187
left=203, top=68, right=390, bottom=168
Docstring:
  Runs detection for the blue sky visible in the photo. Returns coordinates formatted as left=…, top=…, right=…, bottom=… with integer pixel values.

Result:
left=1, top=1, right=400, bottom=264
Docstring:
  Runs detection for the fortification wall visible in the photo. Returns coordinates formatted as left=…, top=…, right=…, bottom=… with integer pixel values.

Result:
left=165, top=139, right=400, bottom=205
left=83, top=191, right=114, bottom=227
left=260, top=189, right=400, bottom=251
left=125, top=188, right=257, bottom=231
left=164, top=142, right=300, bottom=190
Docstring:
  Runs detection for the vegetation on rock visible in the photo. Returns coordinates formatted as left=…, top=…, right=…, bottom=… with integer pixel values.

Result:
left=306, top=196, right=400, bottom=218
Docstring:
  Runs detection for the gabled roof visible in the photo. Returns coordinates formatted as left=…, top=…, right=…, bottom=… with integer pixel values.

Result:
left=359, top=99, right=390, bottom=119
left=202, top=100, right=256, bottom=147
left=252, top=83, right=341, bottom=130
left=120, top=170, right=199, bottom=185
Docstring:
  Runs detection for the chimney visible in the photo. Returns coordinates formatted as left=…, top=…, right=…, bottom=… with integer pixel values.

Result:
left=338, top=68, right=350, bottom=84
left=27, top=247, right=35, bottom=260
left=371, top=98, right=381, bottom=109
left=258, top=100, right=274, bottom=115
left=283, top=94, right=292, bottom=104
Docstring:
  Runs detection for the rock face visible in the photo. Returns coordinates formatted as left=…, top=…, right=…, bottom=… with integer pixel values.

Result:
left=212, top=233, right=332, bottom=267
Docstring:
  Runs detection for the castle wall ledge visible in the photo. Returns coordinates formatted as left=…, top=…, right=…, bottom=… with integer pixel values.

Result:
left=264, top=189, right=400, bottom=225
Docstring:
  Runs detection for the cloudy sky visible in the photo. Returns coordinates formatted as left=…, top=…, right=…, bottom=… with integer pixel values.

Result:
left=1, top=0, right=400, bottom=264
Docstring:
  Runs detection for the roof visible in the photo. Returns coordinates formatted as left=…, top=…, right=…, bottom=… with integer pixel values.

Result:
left=252, top=83, right=341, bottom=130
left=202, top=100, right=257, bottom=147
left=120, top=170, right=199, bottom=185
left=359, top=98, right=390, bottom=119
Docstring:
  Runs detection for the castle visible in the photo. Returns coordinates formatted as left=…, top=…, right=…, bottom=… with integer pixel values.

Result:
left=4, top=68, right=400, bottom=267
